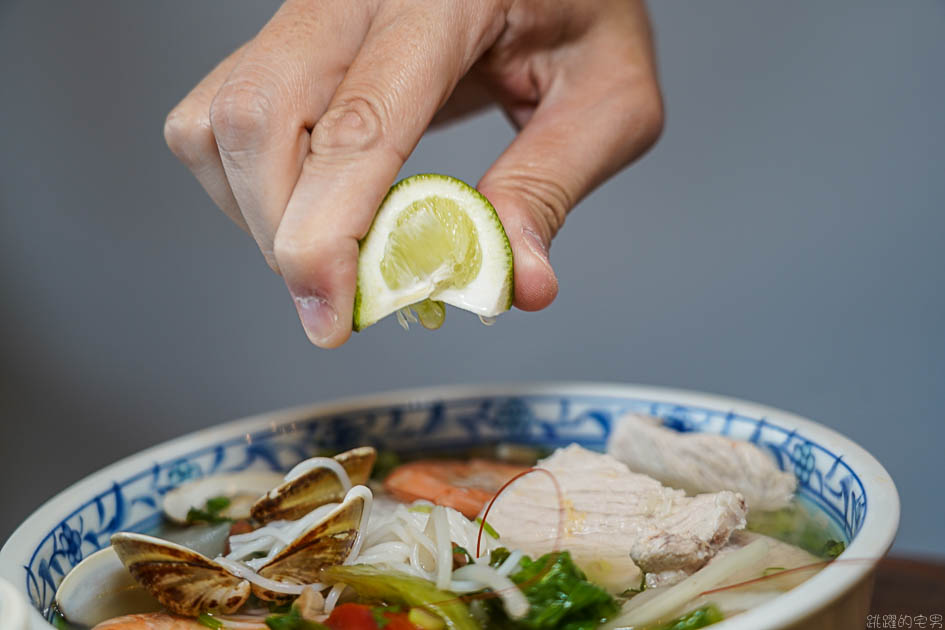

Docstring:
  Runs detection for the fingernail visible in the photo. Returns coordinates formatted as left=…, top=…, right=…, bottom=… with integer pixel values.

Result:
left=522, top=227, right=551, bottom=268
left=292, top=292, right=338, bottom=345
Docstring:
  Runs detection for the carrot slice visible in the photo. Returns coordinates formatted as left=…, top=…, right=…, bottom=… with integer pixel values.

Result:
left=383, top=459, right=528, bottom=518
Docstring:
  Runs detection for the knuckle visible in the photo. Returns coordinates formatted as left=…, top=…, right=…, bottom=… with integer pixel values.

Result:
left=613, top=75, right=664, bottom=153
left=163, top=103, right=213, bottom=168
left=297, top=150, right=325, bottom=182
left=208, top=78, right=277, bottom=151
left=273, top=230, right=358, bottom=281
left=272, top=232, right=311, bottom=273
left=520, top=177, right=571, bottom=238
left=311, top=95, right=387, bottom=157
left=499, top=171, right=572, bottom=238
left=635, top=83, right=665, bottom=150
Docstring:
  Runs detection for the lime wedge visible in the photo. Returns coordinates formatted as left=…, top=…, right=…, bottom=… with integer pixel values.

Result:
left=354, top=174, right=513, bottom=331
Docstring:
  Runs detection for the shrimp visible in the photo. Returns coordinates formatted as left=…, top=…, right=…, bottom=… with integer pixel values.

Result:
left=92, top=613, right=267, bottom=630
left=92, top=614, right=206, bottom=630
left=383, top=458, right=528, bottom=518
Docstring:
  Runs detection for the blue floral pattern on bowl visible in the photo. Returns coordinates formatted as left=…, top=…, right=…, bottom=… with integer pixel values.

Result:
left=21, top=393, right=866, bottom=614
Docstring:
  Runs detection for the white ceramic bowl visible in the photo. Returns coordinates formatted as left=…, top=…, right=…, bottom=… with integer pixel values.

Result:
left=0, top=383, right=899, bottom=629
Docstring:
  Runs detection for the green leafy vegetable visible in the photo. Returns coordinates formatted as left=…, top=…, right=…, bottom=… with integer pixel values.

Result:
left=648, top=605, right=724, bottom=630
left=453, top=544, right=474, bottom=567
left=372, top=605, right=403, bottom=628
left=49, top=612, right=72, bottom=630
left=821, top=539, right=846, bottom=559
left=372, top=606, right=392, bottom=628
left=373, top=450, right=402, bottom=480
left=197, top=613, right=224, bottom=629
left=762, top=567, right=786, bottom=577
left=747, top=503, right=846, bottom=559
left=206, top=496, right=231, bottom=512
left=475, top=517, right=500, bottom=540
left=489, top=547, right=511, bottom=568
left=320, top=565, right=479, bottom=630
left=265, top=605, right=329, bottom=630
left=186, top=495, right=232, bottom=524
left=409, top=505, right=434, bottom=514
left=621, top=572, right=647, bottom=597
left=487, top=550, right=618, bottom=630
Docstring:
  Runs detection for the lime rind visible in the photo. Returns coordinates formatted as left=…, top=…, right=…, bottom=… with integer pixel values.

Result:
left=353, top=174, right=513, bottom=332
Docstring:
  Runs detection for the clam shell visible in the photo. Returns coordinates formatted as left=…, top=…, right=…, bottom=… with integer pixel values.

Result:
left=251, top=447, right=376, bottom=523
left=163, top=470, right=284, bottom=524
left=53, top=547, right=161, bottom=627
left=253, top=486, right=370, bottom=601
left=110, top=533, right=250, bottom=616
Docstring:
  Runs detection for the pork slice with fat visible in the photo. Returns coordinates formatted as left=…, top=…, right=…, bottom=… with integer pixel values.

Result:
left=485, top=444, right=747, bottom=578
left=607, top=414, right=796, bottom=511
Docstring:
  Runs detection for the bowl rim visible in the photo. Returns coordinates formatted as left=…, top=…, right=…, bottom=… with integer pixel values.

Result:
left=0, top=381, right=900, bottom=630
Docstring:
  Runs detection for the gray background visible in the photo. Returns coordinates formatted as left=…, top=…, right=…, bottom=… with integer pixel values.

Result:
left=1, top=1, right=942, bottom=555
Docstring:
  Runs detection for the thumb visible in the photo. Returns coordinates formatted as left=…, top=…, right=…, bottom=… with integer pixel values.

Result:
left=477, top=71, right=663, bottom=312
left=475, top=184, right=560, bottom=311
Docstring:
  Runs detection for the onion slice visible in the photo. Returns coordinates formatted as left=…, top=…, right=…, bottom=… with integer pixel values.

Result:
left=604, top=538, right=769, bottom=629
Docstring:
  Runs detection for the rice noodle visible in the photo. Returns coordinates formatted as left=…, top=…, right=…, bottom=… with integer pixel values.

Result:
left=352, top=541, right=412, bottom=565
left=214, top=484, right=525, bottom=621
left=409, top=543, right=431, bottom=579
left=343, top=485, right=374, bottom=564
left=225, top=502, right=339, bottom=567
left=215, top=556, right=322, bottom=595
left=388, top=561, right=430, bottom=579
left=495, top=549, right=523, bottom=577
left=324, top=583, right=347, bottom=614
left=446, top=579, right=485, bottom=593
left=225, top=535, right=275, bottom=561
left=284, top=457, right=352, bottom=489
left=214, top=486, right=371, bottom=599
left=451, top=564, right=529, bottom=619
left=431, top=506, right=453, bottom=590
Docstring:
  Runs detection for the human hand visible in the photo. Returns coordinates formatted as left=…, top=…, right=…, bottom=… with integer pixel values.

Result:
left=164, top=0, right=663, bottom=348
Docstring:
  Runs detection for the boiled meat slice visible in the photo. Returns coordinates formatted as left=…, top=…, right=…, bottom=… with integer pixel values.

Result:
left=607, top=414, right=796, bottom=511
left=485, top=444, right=747, bottom=580
left=643, top=530, right=821, bottom=589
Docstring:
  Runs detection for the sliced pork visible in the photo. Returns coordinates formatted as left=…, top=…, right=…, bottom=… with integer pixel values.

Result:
left=607, top=414, right=796, bottom=511
left=643, top=530, right=820, bottom=589
left=485, top=445, right=747, bottom=579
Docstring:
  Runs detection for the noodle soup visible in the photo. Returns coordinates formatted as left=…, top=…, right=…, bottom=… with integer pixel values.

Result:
left=50, top=433, right=845, bottom=630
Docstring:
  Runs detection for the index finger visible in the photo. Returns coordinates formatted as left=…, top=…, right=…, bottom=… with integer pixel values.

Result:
left=273, top=1, right=503, bottom=347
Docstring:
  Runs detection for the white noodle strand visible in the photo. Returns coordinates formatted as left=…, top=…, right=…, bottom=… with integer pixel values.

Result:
left=343, top=486, right=374, bottom=564
left=324, top=583, right=347, bottom=614
left=216, top=488, right=527, bottom=622
left=284, top=457, right=351, bottom=488
left=496, top=549, right=524, bottom=577
left=451, top=564, right=529, bottom=619
left=431, top=506, right=453, bottom=590
left=214, top=556, right=320, bottom=596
